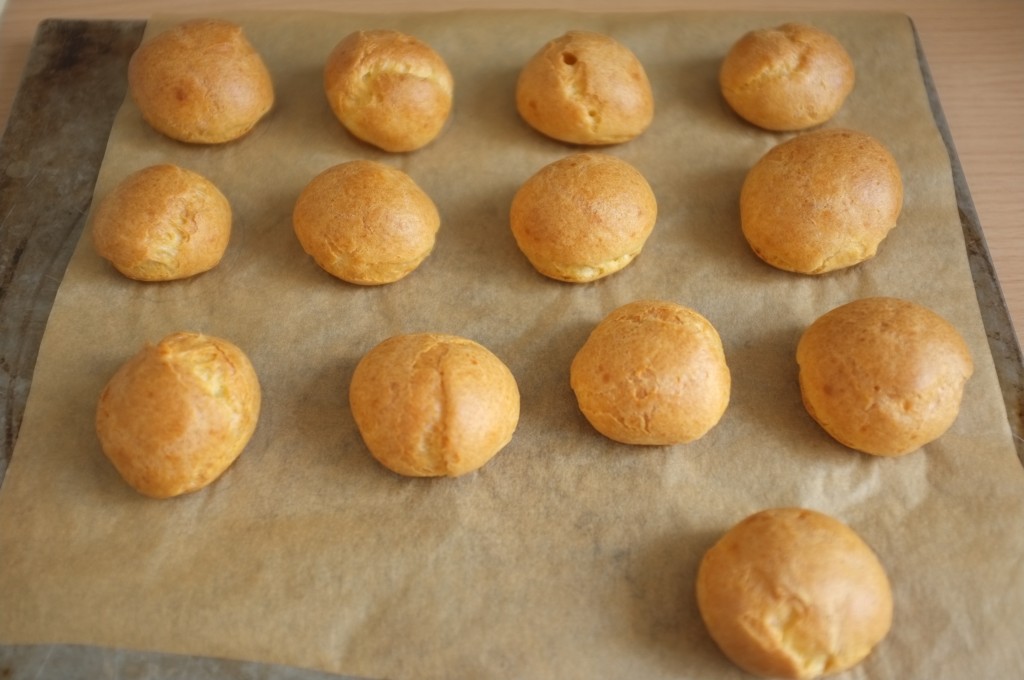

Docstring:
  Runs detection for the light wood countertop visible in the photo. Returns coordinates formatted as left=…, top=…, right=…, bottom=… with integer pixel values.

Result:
left=2, top=0, right=1021, bottom=347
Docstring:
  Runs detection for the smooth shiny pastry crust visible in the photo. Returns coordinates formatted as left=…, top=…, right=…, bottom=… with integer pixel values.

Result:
left=697, top=507, right=893, bottom=680
left=740, top=128, right=903, bottom=274
left=349, top=333, right=520, bottom=477
left=570, top=300, right=731, bottom=445
left=127, top=19, right=274, bottom=144
left=324, top=29, right=454, bottom=152
left=796, top=296, right=974, bottom=456
left=95, top=332, right=262, bottom=499
left=292, top=160, right=440, bottom=285
left=90, top=164, right=232, bottom=281
left=509, top=152, right=657, bottom=282
left=720, top=22, right=855, bottom=131
left=516, top=30, right=654, bottom=145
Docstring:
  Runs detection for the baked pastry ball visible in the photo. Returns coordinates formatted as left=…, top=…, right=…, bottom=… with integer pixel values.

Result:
left=292, top=160, right=440, bottom=284
left=324, top=29, right=454, bottom=152
left=349, top=333, right=520, bottom=477
left=516, top=30, right=654, bottom=145
left=796, top=296, right=974, bottom=456
left=740, top=128, right=903, bottom=274
left=127, top=19, right=274, bottom=144
left=95, top=332, right=261, bottom=499
left=697, top=507, right=893, bottom=679
left=90, top=164, right=231, bottom=281
left=510, top=152, right=657, bottom=282
left=720, top=23, right=855, bottom=131
left=570, top=300, right=730, bottom=445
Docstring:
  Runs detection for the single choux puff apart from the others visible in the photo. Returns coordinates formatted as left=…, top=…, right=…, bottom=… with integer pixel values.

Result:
left=516, top=30, right=654, bottom=145
left=349, top=333, right=520, bottom=477
left=510, top=152, right=657, bottom=282
left=720, top=23, right=855, bottom=131
left=292, top=160, right=440, bottom=284
left=90, top=164, right=231, bottom=281
left=95, top=332, right=262, bottom=499
left=697, top=507, right=893, bottom=680
left=127, top=19, right=274, bottom=144
left=797, top=296, right=974, bottom=456
left=740, top=128, right=903, bottom=274
left=570, top=300, right=730, bottom=445
left=324, top=29, right=454, bottom=152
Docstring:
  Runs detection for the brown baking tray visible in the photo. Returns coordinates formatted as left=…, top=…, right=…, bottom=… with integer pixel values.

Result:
left=1, top=16, right=1021, bottom=679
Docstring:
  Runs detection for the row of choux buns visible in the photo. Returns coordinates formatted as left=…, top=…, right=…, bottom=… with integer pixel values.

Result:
left=118, top=19, right=885, bottom=283
left=89, top=124, right=903, bottom=285
left=89, top=153, right=654, bottom=284
left=94, top=329, right=898, bottom=679
left=127, top=19, right=856, bottom=149
left=95, top=296, right=972, bottom=499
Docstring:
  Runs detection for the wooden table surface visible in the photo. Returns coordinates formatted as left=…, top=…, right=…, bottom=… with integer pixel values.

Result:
left=2, top=0, right=1021, bottom=347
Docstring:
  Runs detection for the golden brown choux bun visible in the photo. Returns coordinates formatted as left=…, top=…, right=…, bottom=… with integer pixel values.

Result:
left=292, top=160, right=440, bottom=285
left=570, top=300, right=730, bottom=445
left=796, top=296, right=974, bottom=456
left=324, top=29, right=454, bottom=152
left=349, top=333, right=520, bottom=477
left=95, top=332, right=261, bottom=499
left=509, top=152, right=657, bottom=282
left=516, top=30, right=654, bottom=145
left=740, top=128, right=903, bottom=274
left=720, top=23, right=855, bottom=131
left=90, top=164, right=231, bottom=281
left=127, top=19, right=274, bottom=144
left=697, top=507, right=893, bottom=680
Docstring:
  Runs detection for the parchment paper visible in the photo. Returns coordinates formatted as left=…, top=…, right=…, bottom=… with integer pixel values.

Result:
left=1, top=10, right=1022, bottom=679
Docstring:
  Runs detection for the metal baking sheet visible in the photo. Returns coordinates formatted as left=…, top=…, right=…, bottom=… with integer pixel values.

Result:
left=1, top=16, right=1021, bottom=679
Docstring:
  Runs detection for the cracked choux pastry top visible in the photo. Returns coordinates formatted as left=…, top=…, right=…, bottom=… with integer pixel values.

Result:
left=516, top=30, right=654, bottom=145
left=324, top=29, right=454, bottom=152
left=719, top=22, right=855, bottom=131
left=349, top=333, right=520, bottom=477
left=95, top=332, right=262, bottom=499
left=697, top=507, right=893, bottom=680
left=90, top=164, right=232, bottom=282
